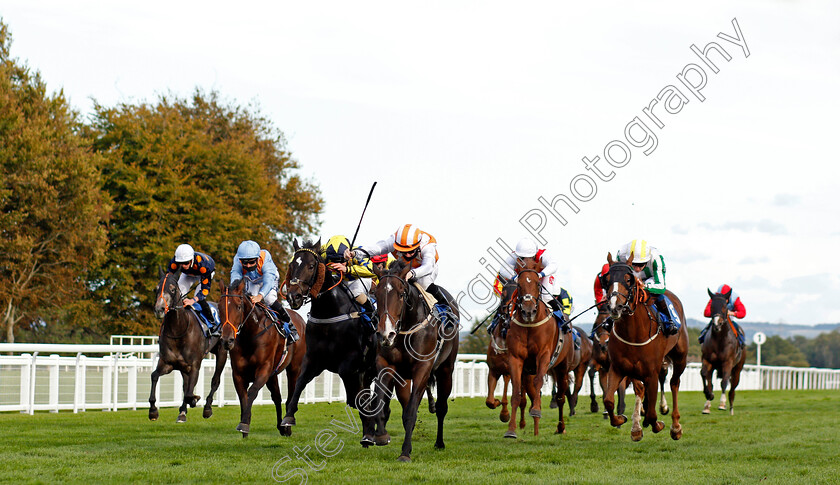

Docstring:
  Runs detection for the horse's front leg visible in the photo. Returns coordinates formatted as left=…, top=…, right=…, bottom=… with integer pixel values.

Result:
left=641, top=374, right=663, bottom=435
left=505, top=357, right=524, bottom=439
left=178, top=365, right=200, bottom=423
left=669, top=357, right=686, bottom=440
left=500, top=374, right=512, bottom=423
left=728, top=362, right=743, bottom=416
left=529, top=351, right=553, bottom=436
left=658, top=365, right=670, bottom=415
left=588, top=365, right=599, bottom=413
left=370, top=364, right=398, bottom=447
left=149, top=361, right=173, bottom=421
left=701, top=358, right=714, bottom=414
left=486, top=369, right=502, bottom=410
left=718, top=362, right=733, bottom=411
left=603, top=366, right=627, bottom=428
left=231, top=371, right=250, bottom=437
left=204, top=348, right=228, bottom=419
left=398, top=365, right=432, bottom=462
left=630, top=381, right=645, bottom=441
left=554, top=368, right=570, bottom=435
left=265, top=374, right=285, bottom=436
left=280, top=355, right=324, bottom=436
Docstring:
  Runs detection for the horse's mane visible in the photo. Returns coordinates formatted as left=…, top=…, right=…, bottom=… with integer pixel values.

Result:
left=229, top=279, right=242, bottom=291
left=384, top=258, right=409, bottom=276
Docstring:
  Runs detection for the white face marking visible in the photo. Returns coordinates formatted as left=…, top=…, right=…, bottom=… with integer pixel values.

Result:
left=385, top=283, right=393, bottom=292
left=610, top=282, right=619, bottom=309
left=525, top=277, right=532, bottom=283
left=295, top=257, right=302, bottom=266
left=383, top=315, right=396, bottom=340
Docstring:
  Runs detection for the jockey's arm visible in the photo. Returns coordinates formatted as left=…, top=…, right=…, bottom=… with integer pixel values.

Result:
left=703, top=300, right=713, bottom=317
left=643, top=254, right=666, bottom=295
left=731, top=297, right=747, bottom=319
left=411, top=243, right=437, bottom=279
left=498, top=253, right=517, bottom=280
left=259, top=254, right=280, bottom=298
left=538, top=250, right=558, bottom=277
left=355, top=234, right=396, bottom=261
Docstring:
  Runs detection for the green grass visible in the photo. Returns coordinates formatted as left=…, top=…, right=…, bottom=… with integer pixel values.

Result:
left=1, top=390, right=838, bottom=484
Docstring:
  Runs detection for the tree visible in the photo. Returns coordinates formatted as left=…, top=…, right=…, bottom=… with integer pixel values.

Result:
left=87, top=90, right=323, bottom=335
left=0, top=21, right=108, bottom=342
left=747, top=335, right=809, bottom=367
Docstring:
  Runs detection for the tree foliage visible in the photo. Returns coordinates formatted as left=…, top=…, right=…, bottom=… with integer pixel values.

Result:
left=86, top=90, right=323, bottom=335
left=459, top=317, right=492, bottom=354
left=747, top=335, right=809, bottom=367
left=0, top=21, right=108, bottom=342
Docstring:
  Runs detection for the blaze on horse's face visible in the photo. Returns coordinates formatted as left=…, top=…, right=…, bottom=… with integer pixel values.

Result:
left=285, top=240, right=322, bottom=310
left=154, top=270, right=180, bottom=320
left=219, top=280, right=248, bottom=351
left=516, top=257, right=542, bottom=323
left=375, top=261, right=412, bottom=347
left=605, top=252, right=636, bottom=320
left=707, top=288, right=733, bottom=333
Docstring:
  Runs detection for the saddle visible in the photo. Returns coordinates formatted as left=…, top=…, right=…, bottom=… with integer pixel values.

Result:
left=189, top=303, right=219, bottom=338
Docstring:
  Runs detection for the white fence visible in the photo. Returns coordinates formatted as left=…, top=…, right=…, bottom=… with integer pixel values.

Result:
left=1, top=343, right=838, bottom=415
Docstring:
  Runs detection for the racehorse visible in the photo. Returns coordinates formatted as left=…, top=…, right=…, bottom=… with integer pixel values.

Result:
left=369, top=260, right=460, bottom=462
left=588, top=309, right=627, bottom=417
left=562, top=325, right=593, bottom=416
left=504, top=257, right=575, bottom=438
left=150, top=269, right=227, bottom=422
left=280, top=239, right=378, bottom=444
left=700, top=288, right=746, bottom=415
left=602, top=253, right=688, bottom=441
left=485, top=276, right=529, bottom=428
left=218, top=278, right=305, bottom=437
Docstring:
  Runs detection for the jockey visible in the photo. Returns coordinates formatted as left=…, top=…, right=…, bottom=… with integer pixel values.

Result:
left=230, top=240, right=299, bottom=342
left=347, top=224, right=454, bottom=327
left=591, top=263, right=613, bottom=339
left=370, top=253, right=395, bottom=275
left=616, top=239, right=681, bottom=336
left=320, top=235, right=378, bottom=331
left=167, top=244, right=218, bottom=336
left=498, top=237, right=571, bottom=334
left=699, top=284, right=746, bottom=347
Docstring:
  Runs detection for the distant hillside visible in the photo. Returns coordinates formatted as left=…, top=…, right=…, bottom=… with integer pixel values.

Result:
left=684, top=318, right=840, bottom=341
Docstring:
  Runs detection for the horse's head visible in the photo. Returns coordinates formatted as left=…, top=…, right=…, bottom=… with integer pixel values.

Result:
left=707, top=287, right=733, bottom=333
left=154, top=267, right=182, bottom=319
left=605, top=251, right=638, bottom=320
left=374, top=259, right=413, bottom=347
left=592, top=310, right=611, bottom=354
left=515, top=257, right=542, bottom=323
left=285, top=238, right=325, bottom=310
left=219, top=278, right=250, bottom=351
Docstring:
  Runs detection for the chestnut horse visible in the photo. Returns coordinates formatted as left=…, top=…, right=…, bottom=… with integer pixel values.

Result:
left=588, top=310, right=627, bottom=417
left=485, top=276, right=529, bottom=428
left=218, top=279, right=305, bottom=437
left=701, top=289, right=747, bottom=415
left=602, top=253, right=688, bottom=441
left=505, top=257, right=575, bottom=438
left=368, top=260, right=459, bottom=461
left=150, top=269, right=227, bottom=422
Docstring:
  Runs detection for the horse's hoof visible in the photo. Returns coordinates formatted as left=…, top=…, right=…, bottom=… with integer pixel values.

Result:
left=549, top=399, right=558, bottom=409
left=569, top=409, right=576, bottom=416
left=149, top=410, right=159, bottom=421
left=702, top=409, right=711, bottom=415
left=602, top=412, right=609, bottom=420
left=499, top=411, right=510, bottom=423
left=176, top=413, right=186, bottom=423
left=279, top=425, right=292, bottom=437
left=529, top=409, right=541, bottom=418
left=590, top=402, right=599, bottom=413
left=519, top=419, right=526, bottom=430
left=360, top=435, right=375, bottom=448
left=612, top=414, right=627, bottom=428
left=434, top=441, right=445, bottom=450
left=652, top=421, right=665, bottom=433
left=374, top=433, right=391, bottom=446
left=503, top=430, right=517, bottom=439
left=660, top=405, right=670, bottom=416
left=397, top=455, right=411, bottom=462
left=429, top=403, right=437, bottom=414
left=281, top=417, right=296, bottom=427
left=718, top=405, right=727, bottom=411
left=190, top=396, right=200, bottom=408
left=202, top=407, right=212, bottom=419
left=486, top=399, right=500, bottom=410
left=236, top=423, right=250, bottom=435
left=555, top=423, right=566, bottom=434
left=730, top=408, right=735, bottom=416
left=670, top=425, right=682, bottom=440
left=631, top=429, right=643, bottom=441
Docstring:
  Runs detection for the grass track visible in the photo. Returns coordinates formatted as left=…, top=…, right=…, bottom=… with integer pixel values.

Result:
left=2, top=390, right=838, bottom=484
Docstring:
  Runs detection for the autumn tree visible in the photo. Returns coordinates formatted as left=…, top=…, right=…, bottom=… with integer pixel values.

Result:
left=0, top=21, right=108, bottom=342
left=87, top=90, right=322, bottom=335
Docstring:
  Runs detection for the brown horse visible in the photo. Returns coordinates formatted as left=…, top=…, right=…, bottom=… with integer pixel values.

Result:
left=218, top=278, right=305, bottom=437
left=369, top=260, right=459, bottom=462
left=602, top=253, right=688, bottom=441
left=701, top=289, right=747, bottom=415
left=485, top=276, right=529, bottom=427
left=504, top=257, right=575, bottom=438
left=588, top=310, right=627, bottom=417
left=150, top=269, right=227, bottom=422
left=562, top=325, right=593, bottom=416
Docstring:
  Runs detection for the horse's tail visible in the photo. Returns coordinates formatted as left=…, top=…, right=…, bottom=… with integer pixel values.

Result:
left=428, top=372, right=437, bottom=389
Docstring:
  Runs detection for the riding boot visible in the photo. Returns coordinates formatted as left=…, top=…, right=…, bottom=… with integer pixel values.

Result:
left=735, top=322, right=746, bottom=347
left=360, top=299, right=377, bottom=333
left=549, top=300, right=570, bottom=333
left=487, top=312, right=501, bottom=336
left=198, top=300, right=219, bottom=336
left=572, top=327, right=580, bottom=350
left=426, top=283, right=455, bottom=329
left=655, top=294, right=681, bottom=336
left=698, top=324, right=710, bottom=344
left=270, top=301, right=299, bottom=343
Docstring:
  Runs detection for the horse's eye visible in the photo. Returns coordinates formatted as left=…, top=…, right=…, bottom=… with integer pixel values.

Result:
left=308, top=263, right=315, bottom=270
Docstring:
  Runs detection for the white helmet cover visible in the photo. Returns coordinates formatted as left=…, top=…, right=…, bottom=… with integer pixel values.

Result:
left=514, top=238, right=538, bottom=258
left=174, top=244, right=195, bottom=263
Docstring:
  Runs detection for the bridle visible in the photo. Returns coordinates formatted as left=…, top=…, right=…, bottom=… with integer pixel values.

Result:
left=285, top=248, right=327, bottom=305
left=156, top=272, right=192, bottom=339
left=219, top=286, right=258, bottom=338
left=607, top=262, right=659, bottom=346
left=514, top=268, right=547, bottom=314
left=710, top=295, right=738, bottom=337
left=377, top=273, right=415, bottom=334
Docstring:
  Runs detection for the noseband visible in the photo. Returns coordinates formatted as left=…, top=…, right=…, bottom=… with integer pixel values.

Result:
left=378, top=273, right=414, bottom=333
left=607, top=263, right=644, bottom=316
left=219, top=291, right=256, bottom=337
left=514, top=268, right=545, bottom=312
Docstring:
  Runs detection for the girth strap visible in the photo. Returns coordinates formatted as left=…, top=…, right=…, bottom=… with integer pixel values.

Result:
left=308, top=312, right=361, bottom=324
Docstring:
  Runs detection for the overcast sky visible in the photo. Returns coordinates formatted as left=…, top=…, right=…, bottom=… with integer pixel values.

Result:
left=3, top=1, right=839, bottom=326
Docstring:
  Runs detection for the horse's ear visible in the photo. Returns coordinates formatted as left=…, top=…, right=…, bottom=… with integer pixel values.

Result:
left=607, top=252, right=614, bottom=265
left=627, top=251, right=635, bottom=265
left=708, top=288, right=714, bottom=299
left=158, top=265, right=165, bottom=278
left=399, top=262, right=412, bottom=279
left=724, top=288, right=732, bottom=300
left=313, top=237, right=321, bottom=253
left=293, top=239, right=300, bottom=251
left=372, top=263, right=384, bottom=279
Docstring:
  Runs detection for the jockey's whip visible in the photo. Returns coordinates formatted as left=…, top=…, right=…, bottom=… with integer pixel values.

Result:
left=567, top=300, right=607, bottom=324
left=469, top=308, right=498, bottom=334
left=349, top=181, right=377, bottom=249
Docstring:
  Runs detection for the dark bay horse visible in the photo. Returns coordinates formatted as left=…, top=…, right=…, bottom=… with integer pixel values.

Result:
left=218, top=279, right=305, bottom=437
left=588, top=310, right=627, bottom=417
left=150, top=269, right=227, bottom=422
left=505, top=257, right=575, bottom=438
left=485, top=277, right=528, bottom=428
left=280, top=239, right=378, bottom=444
left=701, top=289, right=747, bottom=415
left=602, top=253, right=688, bottom=442
left=369, top=260, right=459, bottom=462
